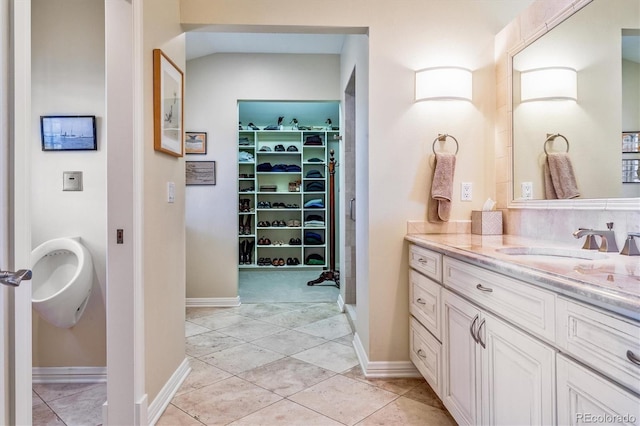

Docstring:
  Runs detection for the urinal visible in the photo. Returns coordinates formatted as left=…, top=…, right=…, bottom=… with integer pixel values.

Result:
left=31, top=237, right=94, bottom=328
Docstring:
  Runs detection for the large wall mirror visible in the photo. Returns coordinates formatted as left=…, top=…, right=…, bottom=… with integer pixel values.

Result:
left=512, top=0, right=640, bottom=201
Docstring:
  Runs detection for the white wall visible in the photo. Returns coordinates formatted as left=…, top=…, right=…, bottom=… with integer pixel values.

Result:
left=31, top=0, right=106, bottom=367
left=184, top=53, right=340, bottom=299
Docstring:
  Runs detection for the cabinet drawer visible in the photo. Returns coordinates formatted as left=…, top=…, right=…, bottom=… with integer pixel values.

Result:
left=409, top=244, right=442, bottom=283
left=410, top=316, right=442, bottom=397
left=557, top=297, right=640, bottom=394
left=443, top=257, right=556, bottom=342
left=409, top=269, right=442, bottom=340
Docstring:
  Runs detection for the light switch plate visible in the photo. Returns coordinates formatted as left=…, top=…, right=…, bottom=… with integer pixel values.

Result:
left=63, top=171, right=83, bottom=191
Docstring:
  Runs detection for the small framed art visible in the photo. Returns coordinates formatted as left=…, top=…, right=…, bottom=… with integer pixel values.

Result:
left=186, top=161, right=216, bottom=185
left=40, top=115, right=97, bottom=151
left=153, top=49, right=184, bottom=157
left=185, top=132, right=207, bottom=154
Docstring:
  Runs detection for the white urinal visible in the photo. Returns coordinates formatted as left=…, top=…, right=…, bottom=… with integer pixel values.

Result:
left=31, top=237, right=94, bottom=328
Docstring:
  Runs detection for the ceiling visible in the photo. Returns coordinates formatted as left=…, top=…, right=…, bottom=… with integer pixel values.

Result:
left=184, top=1, right=536, bottom=61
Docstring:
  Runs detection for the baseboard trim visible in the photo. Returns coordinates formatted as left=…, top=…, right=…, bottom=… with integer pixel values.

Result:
left=147, top=358, right=191, bottom=425
left=32, top=366, right=107, bottom=384
left=186, top=297, right=241, bottom=307
left=353, top=333, right=422, bottom=378
left=337, top=293, right=345, bottom=312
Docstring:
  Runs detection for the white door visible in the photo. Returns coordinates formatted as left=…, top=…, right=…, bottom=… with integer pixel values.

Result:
left=442, top=290, right=480, bottom=426
left=1, top=0, right=33, bottom=424
left=481, top=312, right=556, bottom=426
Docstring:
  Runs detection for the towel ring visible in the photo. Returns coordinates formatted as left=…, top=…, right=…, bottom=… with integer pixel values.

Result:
left=544, top=133, right=569, bottom=155
left=432, top=134, right=459, bottom=156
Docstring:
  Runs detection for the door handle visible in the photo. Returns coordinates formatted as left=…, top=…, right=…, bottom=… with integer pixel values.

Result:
left=349, top=198, right=356, bottom=221
left=0, top=269, right=32, bottom=287
left=476, top=283, right=493, bottom=293
left=477, top=318, right=487, bottom=348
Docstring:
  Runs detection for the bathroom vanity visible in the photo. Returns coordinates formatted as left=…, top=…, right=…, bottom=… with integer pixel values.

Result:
left=406, top=234, right=640, bottom=426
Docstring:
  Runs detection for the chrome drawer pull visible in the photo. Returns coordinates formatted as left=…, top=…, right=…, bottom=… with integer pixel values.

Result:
left=416, top=298, right=427, bottom=305
left=417, top=349, right=427, bottom=359
left=627, top=350, right=640, bottom=365
left=477, top=319, right=487, bottom=348
left=417, top=258, right=428, bottom=264
left=476, top=284, right=493, bottom=292
left=470, top=314, right=479, bottom=343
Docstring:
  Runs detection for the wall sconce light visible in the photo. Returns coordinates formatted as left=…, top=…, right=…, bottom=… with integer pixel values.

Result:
left=520, top=67, right=577, bottom=102
left=415, top=67, right=473, bottom=101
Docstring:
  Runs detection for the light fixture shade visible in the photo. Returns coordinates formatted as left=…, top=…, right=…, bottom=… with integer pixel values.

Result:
left=520, top=67, right=577, bottom=101
left=415, top=67, right=472, bottom=101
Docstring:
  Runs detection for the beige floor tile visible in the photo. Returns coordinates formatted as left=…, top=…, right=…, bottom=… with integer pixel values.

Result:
left=238, top=357, right=335, bottom=397
left=156, top=404, right=205, bottom=426
left=32, top=382, right=104, bottom=403
left=216, top=318, right=286, bottom=342
left=295, top=314, right=353, bottom=340
left=251, top=329, right=327, bottom=355
left=356, top=396, right=456, bottom=426
left=228, top=399, right=343, bottom=426
left=232, top=303, right=293, bottom=318
left=403, top=380, right=446, bottom=410
left=186, top=306, right=231, bottom=321
left=185, top=321, right=210, bottom=337
left=46, top=383, right=106, bottom=426
left=342, top=365, right=426, bottom=395
left=185, top=331, right=245, bottom=358
left=32, top=403, right=65, bottom=426
left=33, top=390, right=45, bottom=407
left=190, top=312, right=251, bottom=331
left=200, top=343, right=285, bottom=374
left=260, top=304, right=342, bottom=328
left=289, top=375, right=398, bottom=425
left=176, top=358, right=233, bottom=396
left=171, top=376, right=282, bottom=425
left=292, top=341, right=359, bottom=373
left=332, top=334, right=355, bottom=346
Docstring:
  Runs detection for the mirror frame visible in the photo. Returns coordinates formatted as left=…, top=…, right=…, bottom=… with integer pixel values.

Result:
left=505, top=0, right=640, bottom=211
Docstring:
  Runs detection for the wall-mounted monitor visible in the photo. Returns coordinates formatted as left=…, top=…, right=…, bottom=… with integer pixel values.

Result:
left=40, top=115, right=97, bottom=151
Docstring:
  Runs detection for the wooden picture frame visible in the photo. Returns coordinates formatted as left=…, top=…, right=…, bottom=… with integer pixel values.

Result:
left=185, top=131, right=207, bottom=154
left=153, top=49, right=184, bottom=157
left=186, top=161, right=216, bottom=185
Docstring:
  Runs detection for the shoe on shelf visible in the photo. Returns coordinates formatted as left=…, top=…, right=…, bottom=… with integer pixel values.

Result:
left=248, top=122, right=259, bottom=130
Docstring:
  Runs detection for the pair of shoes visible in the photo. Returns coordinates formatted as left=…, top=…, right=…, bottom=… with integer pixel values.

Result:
left=289, top=238, right=301, bottom=245
left=257, top=257, right=272, bottom=266
left=239, top=239, right=254, bottom=265
left=286, top=257, right=300, bottom=266
left=272, top=202, right=286, bottom=208
left=272, top=220, right=286, bottom=227
left=258, top=220, right=271, bottom=227
left=257, top=201, right=271, bottom=209
left=286, top=203, right=299, bottom=209
left=286, top=145, right=298, bottom=152
left=239, top=198, right=251, bottom=212
left=239, top=215, right=252, bottom=235
left=272, top=258, right=285, bottom=266
left=239, top=186, right=255, bottom=192
left=287, top=219, right=301, bottom=227
left=258, top=237, right=272, bottom=245
left=248, top=122, right=259, bottom=130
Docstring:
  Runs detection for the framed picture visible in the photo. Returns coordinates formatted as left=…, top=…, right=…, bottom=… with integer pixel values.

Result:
left=153, top=49, right=184, bottom=157
left=622, top=159, right=640, bottom=183
left=185, top=132, right=207, bottom=154
left=40, top=115, right=97, bottom=151
left=186, top=161, right=216, bottom=185
left=622, top=132, right=639, bottom=153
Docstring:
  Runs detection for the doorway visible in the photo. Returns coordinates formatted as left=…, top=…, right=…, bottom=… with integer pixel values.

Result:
left=343, top=68, right=357, bottom=319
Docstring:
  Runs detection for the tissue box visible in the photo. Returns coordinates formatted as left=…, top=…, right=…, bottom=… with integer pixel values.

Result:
left=471, top=211, right=503, bottom=235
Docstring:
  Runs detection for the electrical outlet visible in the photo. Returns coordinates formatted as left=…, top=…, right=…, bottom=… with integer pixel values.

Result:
left=521, top=182, right=533, bottom=200
left=167, top=182, right=175, bottom=203
left=461, top=182, right=472, bottom=201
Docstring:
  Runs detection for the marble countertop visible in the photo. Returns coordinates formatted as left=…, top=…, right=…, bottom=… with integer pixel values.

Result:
left=405, top=234, right=640, bottom=321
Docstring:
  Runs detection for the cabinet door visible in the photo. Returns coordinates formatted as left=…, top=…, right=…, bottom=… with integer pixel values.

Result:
left=557, top=355, right=640, bottom=426
left=443, top=290, right=481, bottom=426
left=481, top=312, right=556, bottom=426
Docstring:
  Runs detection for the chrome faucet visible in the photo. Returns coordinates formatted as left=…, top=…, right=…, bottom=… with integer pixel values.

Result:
left=572, top=222, right=619, bottom=253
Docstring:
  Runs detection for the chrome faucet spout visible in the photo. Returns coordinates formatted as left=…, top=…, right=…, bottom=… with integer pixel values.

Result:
left=572, top=228, right=594, bottom=239
left=572, top=224, right=619, bottom=253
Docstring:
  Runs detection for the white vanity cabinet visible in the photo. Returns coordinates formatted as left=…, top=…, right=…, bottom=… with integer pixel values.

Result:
left=442, top=289, right=556, bottom=426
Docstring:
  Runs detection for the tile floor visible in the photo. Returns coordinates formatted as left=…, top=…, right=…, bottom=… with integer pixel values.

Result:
left=157, top=302, right=455, bottom=426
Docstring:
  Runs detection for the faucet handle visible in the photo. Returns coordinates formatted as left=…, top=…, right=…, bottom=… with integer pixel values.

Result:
left=606, top=222, right=614, bottom=230
left=621, top=233, right=640, bottom=256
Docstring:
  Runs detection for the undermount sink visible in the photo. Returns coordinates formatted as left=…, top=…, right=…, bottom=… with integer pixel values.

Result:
left=495, top=247, right=609, bottom=260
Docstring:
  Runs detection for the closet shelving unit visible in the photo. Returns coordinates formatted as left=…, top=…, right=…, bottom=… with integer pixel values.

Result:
left=238, top=128, right=338, bottom=268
